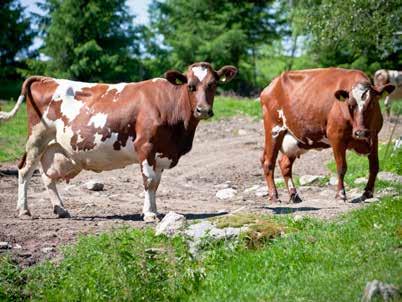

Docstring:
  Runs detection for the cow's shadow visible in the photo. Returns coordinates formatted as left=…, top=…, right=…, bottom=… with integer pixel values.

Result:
left=264, top=206, right=320, bottom=214
left=75, top=212, right=228, bottom=222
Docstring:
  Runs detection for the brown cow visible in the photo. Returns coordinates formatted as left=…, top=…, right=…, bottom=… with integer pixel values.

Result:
left=0, top=62, right=237, bottom=221
left=260, top=68, right=394, bottom=203
left=373, top=69, right=402, bottom=117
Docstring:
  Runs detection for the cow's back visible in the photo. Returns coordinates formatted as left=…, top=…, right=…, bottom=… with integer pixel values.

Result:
left=261, top=68, right=369, bottom=140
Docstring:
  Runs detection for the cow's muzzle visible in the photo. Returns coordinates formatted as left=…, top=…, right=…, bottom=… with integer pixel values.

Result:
left=194, top=106, right=214, bottom=119
left=353, top=129, right=370, bottom=140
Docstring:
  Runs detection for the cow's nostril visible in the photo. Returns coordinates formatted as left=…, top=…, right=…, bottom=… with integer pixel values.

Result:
left=196, top=107, right=202, bottom=113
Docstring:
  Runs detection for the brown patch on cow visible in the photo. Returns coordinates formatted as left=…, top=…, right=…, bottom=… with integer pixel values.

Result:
left=18, top=153, right=27, bottom=169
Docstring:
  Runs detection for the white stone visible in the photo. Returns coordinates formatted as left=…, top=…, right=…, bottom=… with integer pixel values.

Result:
left=377, top=172, right=402, bottom=183
left=238, top=129, right=247, bottom=136
left=216, top=188, right=237, bottom=200
left=354, top=177, right=368, bottom=184
left=255, top=186, right=268, bottom=197
left=85, top=180, right=104, bottom=191
left=299, top=175, right=324, bottom=186
left=243, top=185, right=260, bottom=193
left=155, top=212, right=186, bottom=236
left=0, top=242, right=10, bottom=249
left=328, top=176, right=338, bottom=186
left=41, top=247, right=55, bottom=253
left=364, top=197, right=380, bottom=203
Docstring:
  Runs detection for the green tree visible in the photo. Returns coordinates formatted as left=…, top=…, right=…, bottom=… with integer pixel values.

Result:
left=0, top=0, right=34, bottom=81
left=36, top=0, right=143, bottom=82
left=148, top=0, right=283, bottom=95
left=292, top=0, right=402, bottom=73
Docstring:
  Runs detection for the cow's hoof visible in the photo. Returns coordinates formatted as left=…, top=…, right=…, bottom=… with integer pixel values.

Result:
left=289, top=192, right=302, bottom=203
left=18, top=209, right=32, bottom=219
left=143, top=213, right=159, bottom=223
left=53, top=205, right=71, bottom=218
left=362, top=190, right=373, bottom=199
left=335, top=191, right=347, bottom=202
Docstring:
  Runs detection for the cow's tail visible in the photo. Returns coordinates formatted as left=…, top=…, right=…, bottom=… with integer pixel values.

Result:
left=0, top=76, right=45, bottom=122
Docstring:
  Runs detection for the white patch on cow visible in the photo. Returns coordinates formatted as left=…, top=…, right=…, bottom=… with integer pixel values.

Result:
left=106, top=83, right=126, bottom=94
left=271, top=125, right=286, bottom=138
left=142, top=160, right=156, bottom=181
left=192, top=66, right=208, bottom=82
left=87, top=112, right=108, bottom=128
left=351, top=83, right=368, bottom=111
left=155, top=153, right=172, bottom=169
left=277, top=109, right=288, bottom=129
left=52, top=79, right=97, bottom=122
left=281, top=133, right=307, bottom=158
left=306, top=138, right=313, bottom=145
left=152, top=78, right=167, bottom=82
left=319, top=137, right=330, bottom=145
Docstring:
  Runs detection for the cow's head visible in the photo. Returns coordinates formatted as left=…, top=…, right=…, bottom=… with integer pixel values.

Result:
left=335, top=82, right=394, bottom=140
left=165, top=62, right=237, bottom=119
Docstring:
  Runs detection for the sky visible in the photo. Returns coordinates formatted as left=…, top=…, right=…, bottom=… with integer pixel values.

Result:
left=20, top=0, right=151, bottom=24
left=20, top=0, right=152, bottom=51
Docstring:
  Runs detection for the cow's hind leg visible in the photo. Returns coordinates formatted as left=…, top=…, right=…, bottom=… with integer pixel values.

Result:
left=261, top=125, right=285, bottom=203
left=41, top=173, right=70, bottom=218
left=17, top=125, right=53, bottom=217
left=279, top=154, right=302, bottom=203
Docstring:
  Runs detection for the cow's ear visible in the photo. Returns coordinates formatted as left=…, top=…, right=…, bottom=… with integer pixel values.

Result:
left=377, top=84, right=395, bottom=98
left=164, top=70, right=188, bottom=85
left=335, top=90, right=349, bottom=102
left=217, top=66, right=237, bottom=83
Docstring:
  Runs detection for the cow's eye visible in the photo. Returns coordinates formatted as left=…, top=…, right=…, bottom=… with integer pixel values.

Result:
left=188, top=84, right=196, bottom=92
left=207, top=82, right=216, bottom=89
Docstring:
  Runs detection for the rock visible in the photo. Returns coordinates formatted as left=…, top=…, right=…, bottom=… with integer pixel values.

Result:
left=329, top=176, right=338, bottom=186
left=377, top=172, right=402, bottom=183
left=238, top=129, right=247, bottom=136
left=354, top=177, right=368, bottom=185
left=364, top=197, right=380, bottom=203
left=216, top=188, right=237, bottom=200
left=0, top=242, right=10, bottom=249
left=215, top=183, right=231, bottom=190
left=362, top=280, right=400, bottom=302
left=13, top=244, right=22, bottom=249
left=85, top=180, right=104, bottom=191
left=243, top=185, right=260, bottom=193
left=378, top=188, right=398, bottom=197
left=41, top=247, right=55, bottom=253
left=255, top=186, right=268, bottom=197
left=293, top=215, right=303, bottom=222
left=155, top=211, right=186, bottom=236
left=299, top=175, right=324, bottom=186
left=393, top=136, right=402, bottom=151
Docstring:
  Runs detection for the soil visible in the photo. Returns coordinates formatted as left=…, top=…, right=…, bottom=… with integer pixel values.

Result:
left=0, top=116, right=401, bottom=266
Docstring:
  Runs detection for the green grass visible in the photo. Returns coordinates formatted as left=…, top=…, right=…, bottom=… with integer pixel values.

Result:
left=1, top=197, right=401, bottom=302
left=212, top=96, right=261, bottom=120
left=0, top=102, right=27, bottom=162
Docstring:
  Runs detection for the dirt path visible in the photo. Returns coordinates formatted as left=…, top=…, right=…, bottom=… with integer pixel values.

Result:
left=0, top=116, right=400, bottom=266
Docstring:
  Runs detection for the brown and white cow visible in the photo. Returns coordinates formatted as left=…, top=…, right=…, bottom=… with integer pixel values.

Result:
left=0, top=62, right=237, bottom=221
left=260, top=68, right=394, bottom=203
left=373, top=69, right=402, bottom=117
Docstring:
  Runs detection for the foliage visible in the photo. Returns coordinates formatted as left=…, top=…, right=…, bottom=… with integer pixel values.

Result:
left=0, top=101, right=27, bottom=162
left=292, top=0, right=402, bottom=72
left=147, top=0, right=285, bottom=94
left=0, top=0, right=35, bottom=81
left=34, top=0, right=144, bottom=82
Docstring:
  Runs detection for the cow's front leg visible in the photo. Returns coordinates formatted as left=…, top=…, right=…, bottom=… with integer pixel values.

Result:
left=140, top=154, right=162, bottom=222
left=363, top=137, right=379, bottom=200
left=331, top=142, right=348, bottom=201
